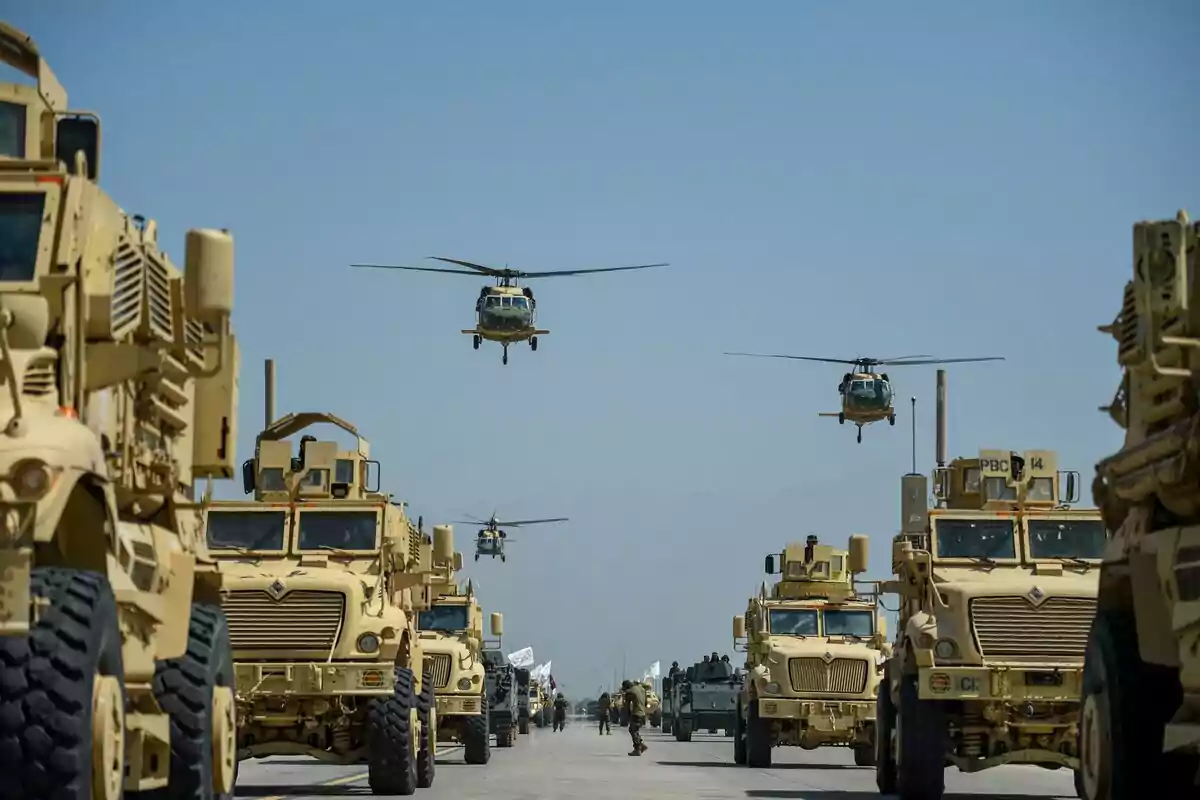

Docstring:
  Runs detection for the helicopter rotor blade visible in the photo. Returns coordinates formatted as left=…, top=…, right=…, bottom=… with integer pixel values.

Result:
left=724, top=353, right=864, bottom=366
left=875, top=355, right=935, bottom=362
left=517, top=263, right=668, bottom=278
left=495, top=517, right=569, bottom=527
left=427, top=256, right=504, bottom=275
left=351, top=263, right=483, bottom=276
left=874, top=356, right=1007, bottom=366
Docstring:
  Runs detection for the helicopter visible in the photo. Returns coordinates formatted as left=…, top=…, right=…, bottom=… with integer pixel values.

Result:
left=449, top=513, right=569, bottom=562
left=723, top=353, right=1005, bottom=443
left=350, top=257, right=668, bottom=365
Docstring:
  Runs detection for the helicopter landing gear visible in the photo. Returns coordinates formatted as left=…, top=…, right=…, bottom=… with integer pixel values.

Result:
left=530, top=336, right=538, bottom=351
left=888, top=414, right=896, bottom=426
left=856, top=426, right=863, bottom=444
left=500, top=554, right=506, bottom=563
left=838, top=413, right=845, bottom=425
left=473, top=335, right=481, bottom=350
left=502, top=346, right=509, bottom=366
left=474, top=553, right=479, bottom=561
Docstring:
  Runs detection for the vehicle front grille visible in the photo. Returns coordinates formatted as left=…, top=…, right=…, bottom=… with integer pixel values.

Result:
left=970, top=596, right=1097, bottom=662
left=222, top=590, right=345, bottom=651
left=425, top=653, right=452, bottom=688
left=787, top=657, right=869, bottom=694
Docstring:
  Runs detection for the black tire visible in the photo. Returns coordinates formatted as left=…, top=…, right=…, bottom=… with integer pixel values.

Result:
left=733, top=699, right=748, bottom=765
left=137, top=603, right=236, bottom=800
left=875, top=672, right=898, bottom=794
left=463, top=696, right=490, bottom=765
left=367, top=666, right=419, bottom=796
left=416, top=670, right=436, bottom=789
left=518, top=715, right=529, bottom=734
left=674, top=718, right=692, bottom=743
left=1078, top=605, right=1199, bottom=800
left=896, top=674, right=945, bottom=800
left=854, top=743, right=876, bottom=767
left=746, top=696, right=772, bottom=768
left=662, top=716, right=673, bottom=735
left=0, top=567, right=125, bottom=800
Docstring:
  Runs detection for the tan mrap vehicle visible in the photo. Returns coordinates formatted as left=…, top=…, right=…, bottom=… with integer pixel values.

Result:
left=874, top=368, right=1102, bottom=799
left=207, top=380, right=435, bottom=795
left=417, top=523, right=506, bottom=762
left=731, top=535, right=884, bottom=768
left=0, top=22, right=243, bottom=800
left=1081, top=210, right=1200, bottom=799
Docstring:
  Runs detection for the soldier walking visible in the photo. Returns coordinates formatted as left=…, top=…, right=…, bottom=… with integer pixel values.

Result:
left=553, top=692, right=568, bottom=731
left=622, top=679, right=649, bottom=756
left=598, top=691, right=612, bottom=734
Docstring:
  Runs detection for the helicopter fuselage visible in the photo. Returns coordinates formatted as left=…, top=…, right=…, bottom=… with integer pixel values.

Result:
left=463, top=286, right=548, bottom=342
left=475, top=528, right=508, bottom=558
left=839, top=371, right=895, bottom=417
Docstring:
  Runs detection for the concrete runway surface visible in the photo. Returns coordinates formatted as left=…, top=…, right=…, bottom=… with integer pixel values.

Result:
left=233, top=723, right=1079, bottom=799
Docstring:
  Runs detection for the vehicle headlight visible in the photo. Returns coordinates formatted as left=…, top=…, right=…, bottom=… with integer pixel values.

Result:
left=357, top=633, right=380, bottom=653
left=934, top=638, right=959, bottom=660
left=11, top=459, right=53, bottom=500
left=457, top=677, right=473, bottom=691
left=764, top=682, right=781, bottom=695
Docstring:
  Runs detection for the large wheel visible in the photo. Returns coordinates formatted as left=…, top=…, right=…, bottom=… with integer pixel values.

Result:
left=895, top=674, right=946, bottom=799
left=0, top=567, right=126, bottom=800
left=674, top=717, right=692, bottom=742
left=137, top=603, right=237, bottom=800
left=367, top=666, right=419, bottom=796
left=745, top=696, right=772, bottom=768
left=518, top=714, right=529, bottom=734
left=854, top=743, right=876, bottom=767
left=463, top=696, right=491, bottom=764
left=875, top=669, right=898, bottom=794
left=662, top=715, right=673, bottom=735
left=1079, top=605, right=1200, bottom=800
left=415, top=670, right=436, bottom=789
left=733, top=699, right=747, bottom=765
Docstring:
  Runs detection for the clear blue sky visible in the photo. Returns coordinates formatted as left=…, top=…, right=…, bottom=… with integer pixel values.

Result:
left=8, top=1, right=1197, bottom=696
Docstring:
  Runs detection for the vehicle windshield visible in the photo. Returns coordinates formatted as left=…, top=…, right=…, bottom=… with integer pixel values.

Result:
left=0, top=193, right=45, bottom=282
left=1027, top=518, right=1107, bottom=560
left=296, top=511, right=378, bottom=551
left=419, top=604, right=470, bottom=631
left=845, top=378, right=891, bottom=410
left=206, top=510, right=287, bottom=551
left=768, top=609, right=819, bottom=636
left=823, top=609, right=875, bottom=637
left=934, top=518, right=1017, bottom=560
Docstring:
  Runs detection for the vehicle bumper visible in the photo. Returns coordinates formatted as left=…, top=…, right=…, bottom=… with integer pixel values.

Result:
left=756, top=697, right=875, bottom=732
left=234, top=661, right=393, bottom=696
left=436, top=692, right=482, bottom=716
left=919, top=665, right=1083, bottom=702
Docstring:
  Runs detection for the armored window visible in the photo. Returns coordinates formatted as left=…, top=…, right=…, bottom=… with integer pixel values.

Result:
left=259, top=467, right=285, bottom=492
left=830, top=555, right=844, bottom=576
left=1027, top=519, right=1106, bottom=560
left=0, top=102, right=25, bottom=158
left=984, top=476, right=1016, bottom=501
left=963, top=468, right=981, bottom=493
left=302, top=468, right=328, bottom=489
left=767, top=609, right=818, bottom=636
left=1027, top=477, right=1053, bottom=502
left=419, top=605, right=470, bottom=631
left=206, top=510, right=287, bottom=551
left=0, top=193, right=45, bottom=283
left=296, top=510, right=377, bottom=550
left=335, top=459, right=355, bottom=484
left=933, top=518, right=1016, bottom=560
left=823, top=609, right=874, bottom=638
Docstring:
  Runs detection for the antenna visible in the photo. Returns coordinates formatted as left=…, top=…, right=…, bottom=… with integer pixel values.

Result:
left=910, top=396, right=917, bottom=475
left=935, top=368, right=948, bottom=468
left=264, top=359, right=276, bottom=428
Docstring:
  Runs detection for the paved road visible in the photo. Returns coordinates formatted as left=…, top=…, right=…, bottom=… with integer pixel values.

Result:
left=234, top=722, right=1080, bottom=799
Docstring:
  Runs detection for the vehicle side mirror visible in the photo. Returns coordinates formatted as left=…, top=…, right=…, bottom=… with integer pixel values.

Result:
left=1061, top=470, right=1080, bottom=503
left=241, top=459, right=255, bottom=494
left=453, top=552, right=464, bottom=571
left=764, top=554, right=780, bottom=575
left=365, top=460, right=381, bottom=493
left=733, top=615, right=746, bottom=640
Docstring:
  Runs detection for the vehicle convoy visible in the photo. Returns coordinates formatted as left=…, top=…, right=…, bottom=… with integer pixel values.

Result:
left=874, top=368, right=1103, bottom=799
left=481, top=647, right=520, bottom=748
left=0, top=22, right=243, bottom=799
left=732, top=537, right=883, bottom=768
left=668, top=662, right=742, bottom=741
left=416, top=523, right=499, bottom=762
left=207, top=368, right=436, bottom=795
left=1082, top=210, right=1200, bottom=799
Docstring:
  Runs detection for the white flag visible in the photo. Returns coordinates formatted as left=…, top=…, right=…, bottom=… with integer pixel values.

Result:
left=506, top=647, right=534, bottom=668
left=647, top=660, right=661, bottom=679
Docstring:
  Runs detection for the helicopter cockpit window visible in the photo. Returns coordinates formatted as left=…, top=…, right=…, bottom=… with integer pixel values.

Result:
left=485, top=296, right=501, bottom=307
left=296, top=511, right=378, bottom=551
left=512, top=296, right=529, bottom=309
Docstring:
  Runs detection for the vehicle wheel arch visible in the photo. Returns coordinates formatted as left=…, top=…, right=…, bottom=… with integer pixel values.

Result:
left=35, top=472, right=113, bottom=573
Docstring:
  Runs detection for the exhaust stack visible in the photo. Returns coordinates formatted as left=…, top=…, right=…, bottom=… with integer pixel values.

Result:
left=265, top=359, right=276, bottom=429
left=936, top=368, right=947, bottom=468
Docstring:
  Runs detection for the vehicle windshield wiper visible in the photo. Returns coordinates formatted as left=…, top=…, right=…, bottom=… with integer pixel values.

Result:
left=317, top=545, right=364, bottom=556
left=1056, top=556, right=1091, bottom=568
left=966, top=555, right=997, bottom=566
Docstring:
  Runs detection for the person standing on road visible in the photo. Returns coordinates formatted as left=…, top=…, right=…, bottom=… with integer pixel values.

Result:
left=553, top=692, right=568, bottom=731
left=598, top=691, right=612, bottom=735
left=622, top=679, right=648, bottom=756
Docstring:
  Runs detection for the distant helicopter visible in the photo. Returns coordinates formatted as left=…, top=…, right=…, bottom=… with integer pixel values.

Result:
left=450, top=513, right=569, bottom=562
left=723, top=353, right=1005, bottom=443
left=351, top=257, right=668, bottom=365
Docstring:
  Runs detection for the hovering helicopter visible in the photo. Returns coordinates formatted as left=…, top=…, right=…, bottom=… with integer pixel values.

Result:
left=450, top=513, right=569, bottom=562
left=723, top=353, right=1005, bottom=443
left=350, top=257, right=668, bottom=365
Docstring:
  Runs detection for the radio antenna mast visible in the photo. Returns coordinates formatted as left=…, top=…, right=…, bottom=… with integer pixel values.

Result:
left=910, top=396, right=917, bottom=475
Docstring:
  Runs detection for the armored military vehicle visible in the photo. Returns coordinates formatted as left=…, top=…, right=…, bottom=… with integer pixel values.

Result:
left=645, top=680, right=662, bottom=727
left=0, top=23, right=242, bottom=798
left=874, top=369, right=1102, bottom=798
left=670, top=661, right=743, bottom=741
left=481, top=647, right=520, bottom=748
left=1081, top=210, right=1200, bottom=799
left=416, top=523, right=497, bottom=763
left=209, top=377, right=435, bottom=795
left=661, top=676, right=676, bottom=733
left=733, top=537, right=882, bottom=767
